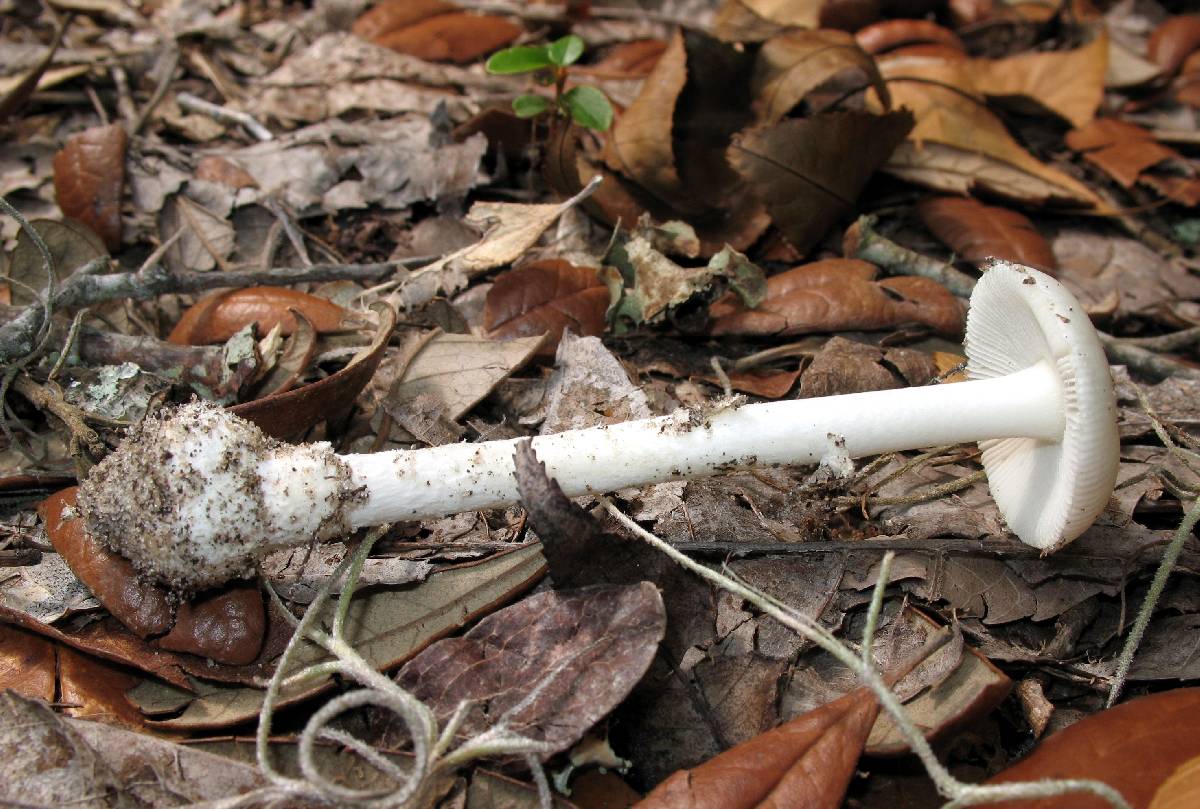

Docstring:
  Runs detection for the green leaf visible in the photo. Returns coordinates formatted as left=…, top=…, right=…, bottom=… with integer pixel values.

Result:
left=512, top=94, right=552, bottom=118
left=562, top=85, right=613, bottom=132
left=486, top=45, right=553, bottom=75
left=548, top=35, right=585, bottom=67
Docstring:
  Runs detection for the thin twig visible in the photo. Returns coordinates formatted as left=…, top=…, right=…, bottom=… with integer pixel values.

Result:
left=176, top=91, right=273, bottom=141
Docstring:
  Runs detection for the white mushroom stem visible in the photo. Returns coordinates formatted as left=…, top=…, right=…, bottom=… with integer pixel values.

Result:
left=341, top=362, right=1063, bottom=524
left=77, top=261, right=1119, bottom=592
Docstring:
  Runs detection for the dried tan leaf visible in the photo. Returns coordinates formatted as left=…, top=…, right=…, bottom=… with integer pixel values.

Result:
left=605, top=31, right=692, bottom=212
left=961, top=27, right=1108, bottom=127
left=168, top=287, right=367, bottom=345
left=390, top=332, right=544, bottom=422
left=230, top=303, right=394, bottom=439
left=875, top=56, right=1105, bottom=208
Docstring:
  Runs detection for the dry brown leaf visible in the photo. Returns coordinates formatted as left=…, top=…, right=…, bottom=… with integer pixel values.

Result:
left=52, top=123, right=127, bottom=251
left=57, top=645, right=145, bottom=729
left=1149, top=755, right=1200, bottom=809
left=168, top=286, right=367, bottom=345
left=727, top=110, right=914, bottom=255
left=1065, top=119, right=1177, bottom=186
left=799, top=336, right=937, bottom=397
left=709, top=259, right=964, bottom=337
left=351, top=0, right=455, bottom=41
left=38, top=488, right=267, bottom=667
left=605, top=31, right=692, bottom=213
left=876, top=56, right=1104, bottom=208
left=375, top=12, right=522, bottom=64
left=38, top=488, right=175, bottom=640
left=712, top=0, right=824, bottom=42
left=393, top=583, right=666, bottom=755
left=577, top=40, right=669, bottom=79
left=635, top=687, right=879, bottom=809
left=855, top=19, right=965, bottom=55
left=752, top=29, right=889, bottom=124
left=230, top=303, right=394, bottom=439
left=961, top=27, right=1108, bottom=128
left=0, top=624, right=56, bottom=701
left=484, top=259, right=609, bottom=354
left=250, top=309, right=319, bottom=397
left=918, top=195, right=1057, bottom=271
left=1148, top=15, right=1200, bottom=76
left=979, top=688, right=1200, bottom=809
left=820, top=0, right=883, bottom=31
left=1066, top=118, right=1200, bottom=206
left=194, top=155, right=259, bottom=189
left=388, top=332, right=545, bottom=423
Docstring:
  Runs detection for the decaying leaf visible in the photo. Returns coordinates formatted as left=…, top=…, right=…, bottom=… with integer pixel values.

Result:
left=168, top=286, right=369, bottom=344
left=961, top=27, right=1108, bottom=128
left=783, top=606, right=1011, bottom=756
left=751, top=29, right=890, bottom=124
left=38, top=488, right=175, bottom=639
left=980, top=688, right=1200, bottom=809
left=230, top=302, right=396, bottom=439
left=130, top=544, right=547, bottom=730
left=712, top=0, right=825, bottom=42
left=605, top=238, right=767, bottom=327
left=708, top=259, right=964, bottom=337
left=1066, top=118, right=1200, bottom=206
left=52, top=123, right=127, bottom=251
left=485, top=259, right=609, bottom=354
left=391, top=583, right=666, bottom=755
left=0, top=692, right=133, bottom=808
left=386, top=331, right=545, bottom=423
left=7, top=218, right=107, bottom=307
left=637, top=687, right=879, bottom=809
left=918, top=195, right=1057, bottom=271
left=0, top=623, right=56, bottom=701
left=799, top=336, right=938, bottom=398
left=374, top=12, right=522, bottom=64
left=606, top=31, right=691, bottom=212
left=875, top=57, right=1104, bottom=208
left=351, top=0, right=456, bottom=42
left=57, top=645, right=145, bottom=729
left=1148, top=15, right=1200, bottom=76
left=855, top=19, right=965, bottom=55
left=728, top=110, right=914, bottom=255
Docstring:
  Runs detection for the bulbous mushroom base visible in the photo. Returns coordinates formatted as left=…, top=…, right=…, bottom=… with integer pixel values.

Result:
left=77, top=403, right=360, bottom=593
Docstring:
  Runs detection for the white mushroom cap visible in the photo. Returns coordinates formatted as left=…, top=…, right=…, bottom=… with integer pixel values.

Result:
left=966, top=260, right=1120, bottom=552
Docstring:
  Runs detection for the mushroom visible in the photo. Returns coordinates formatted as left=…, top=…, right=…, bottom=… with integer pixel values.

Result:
left=77, top=261, right=1119, bottom=592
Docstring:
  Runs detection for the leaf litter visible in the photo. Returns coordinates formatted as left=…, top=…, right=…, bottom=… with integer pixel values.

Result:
left=2, top=0, right=1200, bottom=806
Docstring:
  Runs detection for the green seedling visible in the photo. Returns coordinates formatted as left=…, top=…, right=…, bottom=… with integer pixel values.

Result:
left=485, top=34, right=613, bottom=132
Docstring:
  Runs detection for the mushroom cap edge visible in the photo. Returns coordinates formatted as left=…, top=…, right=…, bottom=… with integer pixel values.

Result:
left=965, top=260, right=1120, bottom=552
